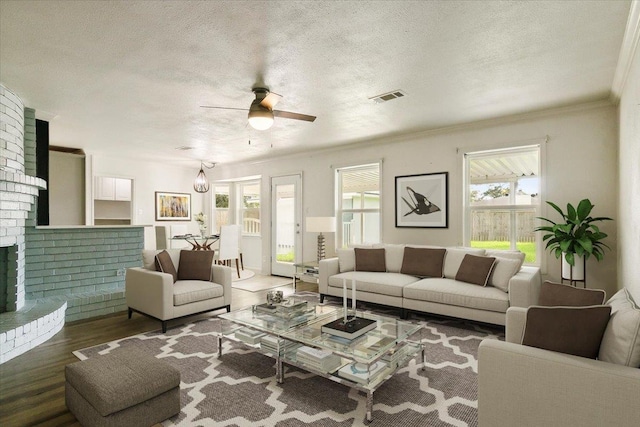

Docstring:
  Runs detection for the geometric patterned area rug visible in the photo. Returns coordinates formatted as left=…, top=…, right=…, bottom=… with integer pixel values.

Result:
left=73, top=292, right=504, bottom=426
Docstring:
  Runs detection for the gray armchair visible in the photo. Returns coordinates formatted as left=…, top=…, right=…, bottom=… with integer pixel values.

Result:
left=126, top=249, right=232, bottom=332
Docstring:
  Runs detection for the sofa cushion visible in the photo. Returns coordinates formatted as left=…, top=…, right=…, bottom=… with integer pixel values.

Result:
left=337, top=245, right=373, bottom=272
left=522, top=305, right=611, bottom=359
left=455, top=254, right=496, bottom=286
left=177, top=250, right=214, bottom=281
left=599, top=289, right=640, bottom=367
left=173, top=280, right=223, bottom=306
left=373, top=243, right=405, bottom=273
left=443, top=248, right=486, bottom=279
left=355, top=248, right=386, bottom=272
left=328, top=272, right=418, bottom=297
left=485, top=249, right=526, bottom=271
left=143, top=249, right=181, bottom=271
left=337, top=248, right=355, bottom=273
left=403, top=278, right=509, bottom=313
left=155, top=250, right=177, bottom=283
left=488, top=257, right=522, bottom=292
left=538, top=281, right=606, bottom=307
left=400, top=247, right=445, bottom=278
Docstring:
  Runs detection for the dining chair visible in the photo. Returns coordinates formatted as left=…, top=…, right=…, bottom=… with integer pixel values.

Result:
left=155, top=226, right=168, bottom=249
left=215, top=224, right=242, bottom=278
left=237, top=225, right=244, bottom=271
left=170, top=224, right=189, bottom=249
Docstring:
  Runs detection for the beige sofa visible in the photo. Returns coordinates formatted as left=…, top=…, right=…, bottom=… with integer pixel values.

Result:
left=126, top=249, right=232, bottom=332
left=478, top=288, right=640, bottom=426
left=319, top=245, right=541, bottom=325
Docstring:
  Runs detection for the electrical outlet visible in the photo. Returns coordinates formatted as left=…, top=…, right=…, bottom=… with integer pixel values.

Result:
left=116, top=268, right=125, bottom=276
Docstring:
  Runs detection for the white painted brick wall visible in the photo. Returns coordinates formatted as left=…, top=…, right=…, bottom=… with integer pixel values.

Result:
left=1, top=84, right=59, bottom=365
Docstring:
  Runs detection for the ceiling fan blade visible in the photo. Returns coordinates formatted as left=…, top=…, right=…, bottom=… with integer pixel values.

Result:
left=200, top=106, right=248, bottom=111
left=273, top=110, right=316, bottom=122
left=260, top=92, right=282, bottom=110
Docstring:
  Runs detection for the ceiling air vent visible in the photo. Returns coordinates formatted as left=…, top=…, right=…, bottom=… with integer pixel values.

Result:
left=369, top=90, right=406, bottom=104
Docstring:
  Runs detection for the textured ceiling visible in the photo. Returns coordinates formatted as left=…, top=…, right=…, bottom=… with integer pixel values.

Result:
left=0, top=1, right=631, bottom=168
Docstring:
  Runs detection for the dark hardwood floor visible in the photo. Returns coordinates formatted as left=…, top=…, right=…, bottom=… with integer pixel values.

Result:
left=0, top=277, right=317, bottom=427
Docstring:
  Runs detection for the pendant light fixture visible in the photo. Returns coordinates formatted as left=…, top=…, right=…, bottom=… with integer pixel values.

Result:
left=193, top=162, right=216, bottom=193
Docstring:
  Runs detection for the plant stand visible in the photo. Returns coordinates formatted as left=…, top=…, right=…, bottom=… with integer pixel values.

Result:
left=561, top=255, right=586, bottom=288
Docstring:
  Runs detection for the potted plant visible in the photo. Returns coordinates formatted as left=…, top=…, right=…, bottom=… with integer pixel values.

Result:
left=535, top=198, right=612, bottom=281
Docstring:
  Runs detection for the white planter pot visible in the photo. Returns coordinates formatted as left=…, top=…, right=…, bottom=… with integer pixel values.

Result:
left=562, top=253, right=585, bottom=281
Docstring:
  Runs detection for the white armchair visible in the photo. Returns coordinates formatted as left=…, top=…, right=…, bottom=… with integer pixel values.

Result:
left=126, top=249, right=232, bottom=332
left=478, top=287, right=640, bottom=427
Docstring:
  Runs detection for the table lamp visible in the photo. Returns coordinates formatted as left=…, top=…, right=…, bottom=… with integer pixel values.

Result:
left=306, top=217, right=336, bottom=262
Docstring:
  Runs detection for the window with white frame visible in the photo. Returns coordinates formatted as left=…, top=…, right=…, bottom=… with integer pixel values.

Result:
left=239, top=180, right=261, bottom=235
left=464, top=145, right=541, bottom=264
left=336, top=163, right=381, bottom=247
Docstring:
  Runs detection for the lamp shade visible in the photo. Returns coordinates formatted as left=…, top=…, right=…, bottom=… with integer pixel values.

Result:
left=248, top=107, right=274, bottom=130
left=306, top=217, right=336, bottom=233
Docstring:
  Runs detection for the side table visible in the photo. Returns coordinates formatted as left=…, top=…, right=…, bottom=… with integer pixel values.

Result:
left=292, top=261, right=319, bottom=290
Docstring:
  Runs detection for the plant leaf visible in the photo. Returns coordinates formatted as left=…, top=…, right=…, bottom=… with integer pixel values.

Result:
left=565, top=252, right=575, bottom=266
left=576, top=199, right=593, bottom=222
left=566, top=203, right=577, bottom=221
left=547, top=201, right=565, bottom=219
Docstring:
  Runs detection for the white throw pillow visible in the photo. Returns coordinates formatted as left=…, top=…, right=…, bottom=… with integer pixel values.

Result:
left=142, top=250, right=160, bottom=270
left=598, top=289, right=640, bottom=367
left=337, top=248, right=355, bottom=272
left=443, top=248, right=486, bottom=279
left=485, top=250, right=526, bottom=271
left=488, top=257, right=522, bottom=292
left=373, top=243, right=405, bottom=273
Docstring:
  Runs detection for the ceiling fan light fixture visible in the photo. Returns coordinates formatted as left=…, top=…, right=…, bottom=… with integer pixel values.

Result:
left=248, top=107, right=274, bottom=130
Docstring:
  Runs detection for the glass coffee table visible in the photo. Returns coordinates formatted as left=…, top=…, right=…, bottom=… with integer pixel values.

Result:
left=218, top=299, right=425, bottom=422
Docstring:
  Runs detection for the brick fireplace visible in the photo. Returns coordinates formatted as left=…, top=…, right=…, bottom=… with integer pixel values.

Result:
left=0, top=84, right=65, bottom=364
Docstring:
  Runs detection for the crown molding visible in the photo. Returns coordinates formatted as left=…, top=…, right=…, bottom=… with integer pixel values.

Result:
left=224, top=99, right=614, bottom=169
left=611, top=0, right=640, bottom=102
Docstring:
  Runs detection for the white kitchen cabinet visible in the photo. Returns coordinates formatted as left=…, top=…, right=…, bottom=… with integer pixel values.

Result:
left=95, top=177, right=131, bottom=201
left=114, top=178, right=132, bottom=201
left=93, top=176, right=133, bottom=225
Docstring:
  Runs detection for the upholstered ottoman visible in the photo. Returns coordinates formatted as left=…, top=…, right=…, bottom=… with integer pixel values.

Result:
left=65, top=350, right=180, bottom=427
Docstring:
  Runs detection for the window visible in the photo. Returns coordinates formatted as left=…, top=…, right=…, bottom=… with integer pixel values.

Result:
left=213, top=184, right=230, bottom=233
left=336, top=163, right=381, bottom=247
left=239, top=180, right=261, bottom=235
left=464, top=145, right=541, bottom=264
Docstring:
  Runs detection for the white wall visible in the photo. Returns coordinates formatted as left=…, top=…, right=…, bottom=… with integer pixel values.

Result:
left=617, top=33, right=640, bottom=302
left=90, top=154, right=207, bottom=249
left=213, top=102, right=619, bottom=296
left=49, top=151, right=85, bottom=225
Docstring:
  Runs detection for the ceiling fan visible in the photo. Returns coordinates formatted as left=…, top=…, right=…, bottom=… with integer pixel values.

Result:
left=201, top=87, right=316, bottom=130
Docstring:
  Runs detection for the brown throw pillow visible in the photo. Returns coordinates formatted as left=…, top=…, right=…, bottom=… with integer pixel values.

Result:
left=538, top=281, right=606, bottom=306
left=401, top=247, right=446, bottom=278
left=177, top=250, right=215, bottom=281
left=155, top=250, right=177, bottom=283
left=455, top=254, right=496, bottom=286
left=354, top=248, right=386, bottom=272
left=522, top=305, right=612, bottom=359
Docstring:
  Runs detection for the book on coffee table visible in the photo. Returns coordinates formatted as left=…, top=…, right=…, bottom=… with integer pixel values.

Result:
left=321, top=317, right=377, bottom=340
left=235, top=328, right=266, bottom=345
left=337, top=361, right=386, bottom=384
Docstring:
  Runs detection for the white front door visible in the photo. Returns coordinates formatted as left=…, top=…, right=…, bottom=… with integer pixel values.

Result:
left=271, top=174, right=302, bottom=277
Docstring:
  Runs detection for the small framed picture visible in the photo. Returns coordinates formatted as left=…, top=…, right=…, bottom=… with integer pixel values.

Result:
left=155, top=192, right=191, bottom=221
left=395, top=172, right=448, bottom=228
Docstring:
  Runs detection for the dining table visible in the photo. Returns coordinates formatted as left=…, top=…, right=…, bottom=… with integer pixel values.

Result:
left=170, top=234, right=220, bottom=251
